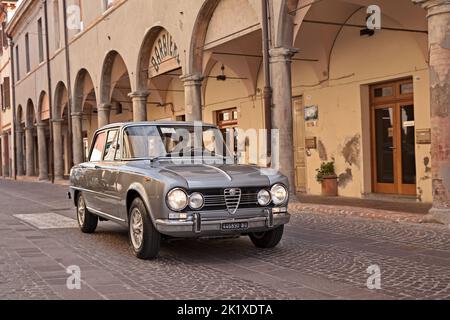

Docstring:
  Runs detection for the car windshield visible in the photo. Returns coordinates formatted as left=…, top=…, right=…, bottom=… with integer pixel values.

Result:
left=122, top=125, right=233, bottom=160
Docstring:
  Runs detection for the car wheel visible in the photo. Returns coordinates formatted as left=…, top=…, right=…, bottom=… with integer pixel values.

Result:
left=249, top=225, right=284, bottom=248
left=129, top=197, right=161, bottom=260
left=76, top=193, right=98, bottom=234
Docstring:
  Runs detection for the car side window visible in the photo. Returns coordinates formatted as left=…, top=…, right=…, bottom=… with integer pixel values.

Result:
left=122, top=126, right=165, bottom=159
left=90, top=131, right=107, bottom=162
left=103, top=130, right=119, bottom=161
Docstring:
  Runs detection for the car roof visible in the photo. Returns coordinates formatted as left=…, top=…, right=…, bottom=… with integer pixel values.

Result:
left=98, top=121, right=218, bottom=131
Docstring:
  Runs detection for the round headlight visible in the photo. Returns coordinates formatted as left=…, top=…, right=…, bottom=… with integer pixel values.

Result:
left=167, top=188, right=188, bottom=211
left=189, top=192, right=204, bottom=210
left=271, top=184, right=288, bottom=206
left=257, top=189, right=271, bottom=206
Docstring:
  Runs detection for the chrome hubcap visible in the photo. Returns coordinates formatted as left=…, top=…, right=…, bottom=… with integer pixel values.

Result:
left=77, top=197, right=86, bottom=226
left=130, top=208, right=144, bottom=249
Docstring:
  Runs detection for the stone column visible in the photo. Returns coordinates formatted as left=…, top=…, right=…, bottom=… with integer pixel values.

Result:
left=37, top=123, right=49, bottom=181
left=52, top=119, right=64, bottom=180
left=72, top=112, right=84, bottom=165
left=2, top=132, right=9, bottom=177
left=181, top=74, right=204, bottom=121
left=128, top=91, right=149, bottom=122
left=25, top=126, right=35, bottom=176
left=270, top=47, right=298, bottom=194
left=98, top=103, right=111, bottom=128
left=415, top=0, right=450, bottom=224
left=15, top=129, right=24, bottom=176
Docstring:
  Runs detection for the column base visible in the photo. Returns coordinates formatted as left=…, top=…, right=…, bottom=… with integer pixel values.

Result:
left=423, top=208, right=450, bottom=226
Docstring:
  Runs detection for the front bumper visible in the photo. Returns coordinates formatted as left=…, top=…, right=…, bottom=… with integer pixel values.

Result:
left=155, top=210, right=290, bottom=237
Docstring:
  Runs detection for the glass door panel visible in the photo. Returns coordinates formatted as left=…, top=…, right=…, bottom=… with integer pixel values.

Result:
left=400, top=104, right=416, bottom=185
left=375, top=107, right=395, bottom=184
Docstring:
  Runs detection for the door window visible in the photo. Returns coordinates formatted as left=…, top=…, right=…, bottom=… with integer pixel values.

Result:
left=374, top=107, right=394, bottom=184
left=400, top=105, right=416, bottom=184
left=103, top=130, right=119, bottom=161
left=90, top=132, right=107, bottom=162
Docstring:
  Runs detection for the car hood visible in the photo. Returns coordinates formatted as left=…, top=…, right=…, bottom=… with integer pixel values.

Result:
left=158, top=163, right=273, bottom=189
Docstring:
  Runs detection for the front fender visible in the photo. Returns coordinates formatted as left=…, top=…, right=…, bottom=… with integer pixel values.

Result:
left=127, top=182, right=156, bottom=224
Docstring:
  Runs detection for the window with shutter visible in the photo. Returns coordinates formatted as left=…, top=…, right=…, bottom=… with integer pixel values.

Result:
left=3, top=77, right=10, bottom=110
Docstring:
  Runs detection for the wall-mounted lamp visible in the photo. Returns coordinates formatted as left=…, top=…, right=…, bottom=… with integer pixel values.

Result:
left=216, top=65, right=227, bottom=81
left=360, top=28, right=375, bottom=37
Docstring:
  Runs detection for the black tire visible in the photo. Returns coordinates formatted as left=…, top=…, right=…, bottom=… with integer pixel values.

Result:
left=249, top=225, right=284, bottom=248
left=76, top=193, right=98, bottom=234
left=128, top=197, right=161, bottom=260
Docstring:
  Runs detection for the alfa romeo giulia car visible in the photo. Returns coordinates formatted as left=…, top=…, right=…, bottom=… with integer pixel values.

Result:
left=70, top=122, right=291, bottom=259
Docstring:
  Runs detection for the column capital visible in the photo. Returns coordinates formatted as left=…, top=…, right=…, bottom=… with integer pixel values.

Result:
left=51, top=118, right=64, bottom=123
left=36, top=122, right=48, bottom=129
left=412, top=0, right=450, bottom=15
left=270, top=47, right=299, bottom=62
left=15, top=128, right=23, bottom=134
left=180, top=73, right=204, bottom=86
left=24, top=126, right=34, bottom=131
left=128, top=90, right=150, bottom=99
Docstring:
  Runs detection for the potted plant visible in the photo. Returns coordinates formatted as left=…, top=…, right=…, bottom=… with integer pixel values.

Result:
left=316, top=162, right=338, bottom=197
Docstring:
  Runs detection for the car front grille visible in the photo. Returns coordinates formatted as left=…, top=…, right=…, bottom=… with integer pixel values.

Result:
left=224, top=188, right=241, bottom=214
left=194, top=187, right=264, bottom=212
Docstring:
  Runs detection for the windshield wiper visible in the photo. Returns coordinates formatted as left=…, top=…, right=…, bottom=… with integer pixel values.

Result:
left=150, top=154, right=172, bottom=163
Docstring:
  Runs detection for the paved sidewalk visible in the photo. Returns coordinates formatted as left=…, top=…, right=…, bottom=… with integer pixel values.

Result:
left=289, top=195, right=432, bottom=225
left=9, top=176, right=70, bottom=186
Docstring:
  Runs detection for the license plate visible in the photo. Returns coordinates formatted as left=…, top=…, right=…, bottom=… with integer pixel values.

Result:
left=221, top=222, right=249, bottom=231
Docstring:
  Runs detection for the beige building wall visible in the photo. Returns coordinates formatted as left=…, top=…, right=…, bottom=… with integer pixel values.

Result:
left=1, top=0, right=435, bottom=203
left=291, top=10, right=431, bottom=201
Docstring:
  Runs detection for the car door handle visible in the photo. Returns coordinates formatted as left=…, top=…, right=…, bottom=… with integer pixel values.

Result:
left=80, top=164, right=101, bottom=169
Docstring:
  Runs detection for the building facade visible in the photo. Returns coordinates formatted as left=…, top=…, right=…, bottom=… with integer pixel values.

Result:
left=0, top=1, right=16, bottom=179
left=0, top=0, right=449, bottom=222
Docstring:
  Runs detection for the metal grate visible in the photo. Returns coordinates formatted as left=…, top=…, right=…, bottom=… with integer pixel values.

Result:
left=224, top=188, right=242, bottom=215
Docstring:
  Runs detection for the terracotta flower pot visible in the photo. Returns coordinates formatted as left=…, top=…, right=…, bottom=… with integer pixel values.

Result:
left=321, top=175, right=338, bottom=197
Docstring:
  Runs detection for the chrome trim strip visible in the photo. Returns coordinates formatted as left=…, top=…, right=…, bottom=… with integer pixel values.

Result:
left=70, top=186, right=121, bottom=201
left=202, top=164, right=232, bottom=181
left=87, top=206, right=126, bottom=222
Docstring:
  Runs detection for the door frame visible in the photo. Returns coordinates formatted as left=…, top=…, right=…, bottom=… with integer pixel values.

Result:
left=370, top=78, right=416, bottom=196
left=292, top=95, right=307, bottom=194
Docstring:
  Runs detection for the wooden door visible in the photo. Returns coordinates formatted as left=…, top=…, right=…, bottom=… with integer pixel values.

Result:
left=293, top=97, right=307, bottom=193
left=370, top=79, right=416, bottom=195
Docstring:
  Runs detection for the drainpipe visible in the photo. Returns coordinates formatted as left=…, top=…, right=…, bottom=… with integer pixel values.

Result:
left=62, top=0, right=73, bottom=167
left=261, top=0, right=272, bottom=158
left=43, top=0, right=55, bottom=183
left=7, top=35, right=17, bottom=180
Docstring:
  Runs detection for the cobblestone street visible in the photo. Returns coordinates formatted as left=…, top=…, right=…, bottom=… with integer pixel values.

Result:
left=0, top=179, right=449, bottom=300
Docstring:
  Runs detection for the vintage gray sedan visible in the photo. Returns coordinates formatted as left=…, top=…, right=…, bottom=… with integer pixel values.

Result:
left=70, top=122, right=291, bottom=259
